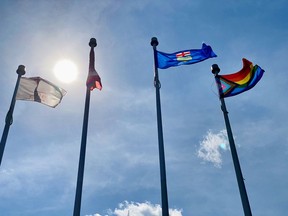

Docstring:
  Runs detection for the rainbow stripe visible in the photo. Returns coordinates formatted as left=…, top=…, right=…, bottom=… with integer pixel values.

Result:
left=217, top=58, right=265, bottom=98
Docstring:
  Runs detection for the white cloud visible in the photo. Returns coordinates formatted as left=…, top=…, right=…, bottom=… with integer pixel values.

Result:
left=87, top=201, right=182, bottom=216
left=197, top=130, right=229, bottom=168
left=86, top=214, right=102, bottom=216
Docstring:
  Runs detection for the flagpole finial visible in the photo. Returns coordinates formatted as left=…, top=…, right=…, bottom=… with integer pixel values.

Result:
left=16, top=65, right=26, bottom=76
left=89, top=38, right=97, bottom=47
left=151, top=37, right=159, bottom=46
left=211, top=64, right=220, bottom=75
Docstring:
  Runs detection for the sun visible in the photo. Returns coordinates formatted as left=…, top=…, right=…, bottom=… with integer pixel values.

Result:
left=53, top=59, right=78, bottom=83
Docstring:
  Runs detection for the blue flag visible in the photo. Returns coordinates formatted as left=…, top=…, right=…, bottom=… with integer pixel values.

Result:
left=156, top=43, right=217, bottom=69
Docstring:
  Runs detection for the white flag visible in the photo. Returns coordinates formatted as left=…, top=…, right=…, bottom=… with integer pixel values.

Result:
left=16, top=77, right=66, bottom=108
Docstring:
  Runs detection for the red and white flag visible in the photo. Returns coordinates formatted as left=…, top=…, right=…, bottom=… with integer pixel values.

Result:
left=86, top=44, right=102, bottom=91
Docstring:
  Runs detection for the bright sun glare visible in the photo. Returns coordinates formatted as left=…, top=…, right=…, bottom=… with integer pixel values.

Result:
left=53, top=59, right=78, bottom=83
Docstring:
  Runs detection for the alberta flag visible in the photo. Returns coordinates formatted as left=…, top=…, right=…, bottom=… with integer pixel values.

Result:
left=216, top=58, right=265, bottom=98
left=16, top=77, right=66, bottom=108
left=156, top=43, right=217, bottom=69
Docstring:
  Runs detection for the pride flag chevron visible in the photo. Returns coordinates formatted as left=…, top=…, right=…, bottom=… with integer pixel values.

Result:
left=216, top=58, right=265, bottom=98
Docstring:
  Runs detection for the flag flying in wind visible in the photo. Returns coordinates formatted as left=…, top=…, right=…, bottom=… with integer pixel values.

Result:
left=216, top=58, right=265, bottom=98
left=156, top=43, right=217, bottom=69
left=16, top=77, right=66, bottom=108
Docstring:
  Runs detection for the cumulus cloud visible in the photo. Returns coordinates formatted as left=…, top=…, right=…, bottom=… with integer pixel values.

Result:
left=197, top=130, right=229, bottom=168
left=86, top=201, right=182, bottom=216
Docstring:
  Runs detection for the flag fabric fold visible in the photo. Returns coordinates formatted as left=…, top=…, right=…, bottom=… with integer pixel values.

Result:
left=156, top=43, right=217, bottom=69
left=86, top=69, right=102, bottom=91
left=86, top=45, right=102, bottom=91
left=216, top=58, right=265, bottom=98
left=16, top=77, right=66, bottom=108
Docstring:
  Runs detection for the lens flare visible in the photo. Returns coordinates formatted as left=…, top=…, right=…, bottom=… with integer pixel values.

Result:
left=219, top=143, right=227, bottom=150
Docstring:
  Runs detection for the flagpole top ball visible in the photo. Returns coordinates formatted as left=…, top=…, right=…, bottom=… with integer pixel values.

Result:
left=16, top=65, right=26, bottom=76
left=89, top=38, right=97, bottom=47
left=151, top=37, right=159, bottom=46
left=211, top=64, right=220, bottom=74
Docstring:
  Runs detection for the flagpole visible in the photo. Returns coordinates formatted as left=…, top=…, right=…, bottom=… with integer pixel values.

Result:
left=151, top=37, right=169, bottom=216
left=211, top=64, right=252, bottom=216
left=73, top=38, right=97, bottom=216
left=0, top=65, right=26, bottom=166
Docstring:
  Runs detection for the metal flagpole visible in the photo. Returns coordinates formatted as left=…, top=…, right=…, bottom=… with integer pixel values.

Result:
left=151, top=37, right=169, bottom=216
left=0, top=65, right=26, bottom=166
left=211, top=64, right=252, bottom=216
left=73, top=38, right=97, bottom=216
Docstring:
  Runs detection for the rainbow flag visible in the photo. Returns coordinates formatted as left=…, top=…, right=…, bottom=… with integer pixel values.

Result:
left=216, top=58, right=265, bottom=98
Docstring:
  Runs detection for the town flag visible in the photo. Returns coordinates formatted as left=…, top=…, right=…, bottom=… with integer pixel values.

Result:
left=216, top=58, right=265, bottom=98
left=16, top=77, right=66, bottom=108
left=156, top=43, right=217, bottom=69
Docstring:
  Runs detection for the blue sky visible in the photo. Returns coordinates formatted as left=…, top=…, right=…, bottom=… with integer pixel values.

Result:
left=0, top=0, right=287, bottom=215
